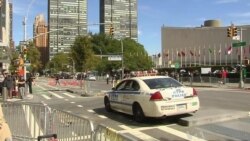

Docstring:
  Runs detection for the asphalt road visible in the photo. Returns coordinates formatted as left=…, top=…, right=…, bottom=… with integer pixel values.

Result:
left=15, top=78, right=250, bottom=140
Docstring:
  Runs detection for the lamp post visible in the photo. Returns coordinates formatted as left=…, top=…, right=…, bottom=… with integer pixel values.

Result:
left=68, top=57, right=75, bottom=74
left=121, top=39, right=124, bottom=79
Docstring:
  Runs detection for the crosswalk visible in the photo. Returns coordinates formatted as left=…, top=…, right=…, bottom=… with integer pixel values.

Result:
left=33, top=84, right=80, bottom=100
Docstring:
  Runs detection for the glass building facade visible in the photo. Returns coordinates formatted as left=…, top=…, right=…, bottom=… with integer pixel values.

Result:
left=100, top=0, right=138, bottom=41
left=48, top=0, right=87, bottom=60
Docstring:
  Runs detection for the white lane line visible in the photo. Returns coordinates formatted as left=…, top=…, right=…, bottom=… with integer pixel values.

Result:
left=98, top=115, right=107, bottom=119
left=87, top=109, right=94, bottom=113
left=41, top=95, right=51, bottom=100
left=118, top=125, right=159, bottom=141
left=64, top=99, right=69, bottom=101
left=48, top=91, right=64, bottom=99
left=70, top=102, right=75, bottom=104
left=157, top=126, right=207, bottom=141
left=63, top=93, right=76, bottom=98
left=77, top=105, right=83, bottom=108
left=119, top=125, right=131, bottom=130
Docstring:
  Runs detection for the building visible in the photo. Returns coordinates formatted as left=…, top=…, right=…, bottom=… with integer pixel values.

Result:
left=100, top=0, right=138, bottom=41
left=161, top=20, right=250, bottom=68
left=48, top=0, right=87, bottom=60
left=0, top=0, right=12, bottom=73
left=33, top=14, right=48, bottom=69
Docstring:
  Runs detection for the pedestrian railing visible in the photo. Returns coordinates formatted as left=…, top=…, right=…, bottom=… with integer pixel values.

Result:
left=1, top=102, right=133, bottom=141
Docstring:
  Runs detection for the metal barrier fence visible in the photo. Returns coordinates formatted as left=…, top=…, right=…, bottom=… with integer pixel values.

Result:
left=1, top=102, right=95, bottom=141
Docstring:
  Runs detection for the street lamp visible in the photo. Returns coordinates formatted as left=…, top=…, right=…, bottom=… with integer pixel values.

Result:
left=121, top=39, right=124, bottom=79
left=68, top=57, right=75, bottom=74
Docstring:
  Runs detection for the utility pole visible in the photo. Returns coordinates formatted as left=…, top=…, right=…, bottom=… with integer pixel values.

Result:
left=23, top=16, right=27, bottom=80
left=239, top=27, right=244, bottom=88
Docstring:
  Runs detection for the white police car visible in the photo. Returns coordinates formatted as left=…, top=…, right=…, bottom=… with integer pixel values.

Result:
left=104, top=76, right=200, bottom=122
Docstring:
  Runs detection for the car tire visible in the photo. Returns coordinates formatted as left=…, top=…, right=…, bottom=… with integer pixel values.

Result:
left=133, top=103, right=145, bottom=122
left=104, top=97, right=112, bottom=112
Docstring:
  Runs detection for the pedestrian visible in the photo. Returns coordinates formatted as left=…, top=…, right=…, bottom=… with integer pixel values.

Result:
left=55, top=75, right=60, bottom=86
left=26, top=75, right=33, bottom=94
left=2, top=73, right=13, bottom=99
left=221, top=67, right=227, bottom=84
left=17, top=76, right=25, bottom=99
left=106, top=73, right=109, bottom=84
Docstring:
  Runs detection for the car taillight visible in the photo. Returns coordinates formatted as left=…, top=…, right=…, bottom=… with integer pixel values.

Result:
left=150, top=91, right=163, bottom=101
left=193, top=88, right=198, bottom=96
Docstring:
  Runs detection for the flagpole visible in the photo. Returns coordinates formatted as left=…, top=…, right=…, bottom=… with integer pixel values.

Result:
left=220, top=44, right=221, bottom=65
left=185, top=48, right=187, bottom=67
left=203, top=45, right=206, bottom=66
left=214, top=44, right=216, bottom=65
left=225, top=43, right=228, bottom=65
left=171, top=48, right=173, bottom=66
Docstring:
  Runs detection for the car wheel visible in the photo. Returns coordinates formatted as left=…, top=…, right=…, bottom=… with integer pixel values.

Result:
left=133, top=103, right=145, bottom=122
left=104, top=97, right=112, bottom=112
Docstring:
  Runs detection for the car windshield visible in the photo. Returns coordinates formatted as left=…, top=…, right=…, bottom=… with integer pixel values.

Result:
left=143, top=78, right=182, bottom=89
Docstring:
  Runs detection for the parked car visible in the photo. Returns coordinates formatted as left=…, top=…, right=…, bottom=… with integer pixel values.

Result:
left=104, top=76, right=200, bottom=122
left=86, top=75, right=96, bottom=81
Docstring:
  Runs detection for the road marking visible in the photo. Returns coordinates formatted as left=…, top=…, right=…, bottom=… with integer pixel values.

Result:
left=157, top=126, right=207, bottom=141
left=48, top=91, right=64, bottom=99
left=98, top=115, right=107, bottom=119
left=119, top=125, right=131, bottom=130
left=70, top=102, right=75, bottom=104
left=63, top=92, right=75, bottom=98
left=64, top=99, right=69, bottom=101
left=77, top=105, right=83, bottom=107
left=41, top=95, right=51, bottom=100
left=87, top=109, right=94, bottom=113
left=118, top=125, right=159, bottom=141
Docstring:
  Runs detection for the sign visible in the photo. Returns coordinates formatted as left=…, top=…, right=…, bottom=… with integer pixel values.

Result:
left=232, top=35, right=240, bottom=41
left=232, top=41, right=246, bottom=47
left=175, top=63, right=180, bottom=69
left=108, top=55, right=122, bottom=61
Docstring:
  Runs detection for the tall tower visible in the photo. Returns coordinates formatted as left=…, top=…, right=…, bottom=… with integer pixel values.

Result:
left=100, top=0, right=138, bottom=41
left=34, top=14, right=48, bottom=68
left=48, top=0, right=87, bottom=60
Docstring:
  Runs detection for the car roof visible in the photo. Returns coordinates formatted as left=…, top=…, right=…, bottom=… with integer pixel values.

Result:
left=128, top=75, right=170, bottom=81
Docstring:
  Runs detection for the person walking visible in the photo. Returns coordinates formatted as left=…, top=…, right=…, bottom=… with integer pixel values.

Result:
left=106, top=73, right=109, bottom=84
left=26, top=75, right=33, bottom=94
left=221, top=67, right=228, bottom=84
left=3, top=74, right=13, bottom=99
left=55, top=75, right=60, bottom=86
left=17, top=76, right=25, bottom=99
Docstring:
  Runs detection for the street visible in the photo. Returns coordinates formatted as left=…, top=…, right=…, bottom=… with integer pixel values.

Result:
left=12, top=77, right=250, bottom=140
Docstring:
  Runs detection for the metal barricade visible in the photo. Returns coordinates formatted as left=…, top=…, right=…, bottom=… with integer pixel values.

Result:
left=93, top=124, right=136, bottom=141
left=1, top=102, right=95, bottom=141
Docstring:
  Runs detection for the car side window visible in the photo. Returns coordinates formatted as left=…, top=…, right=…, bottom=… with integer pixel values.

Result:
left=116, top=81, right=127, bottom=91
left=131, top=81, right=140, bottom=91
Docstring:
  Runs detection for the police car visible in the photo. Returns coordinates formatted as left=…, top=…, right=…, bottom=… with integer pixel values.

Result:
left=104, top=76, right=200, bottom=122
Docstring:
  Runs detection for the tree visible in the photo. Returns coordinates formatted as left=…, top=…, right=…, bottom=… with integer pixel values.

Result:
left=90, top=34, right=153, bottom=74
left=26, top=42, right=42, bottom=74
left=70, top=35, right=100, bottom=72
left=48, top=52, right=69, bottom=73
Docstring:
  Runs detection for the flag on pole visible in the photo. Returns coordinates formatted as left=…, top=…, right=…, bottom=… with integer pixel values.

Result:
left=181, top=51, right=185, bottom=56
left=227, top=46, right=232, bottom=55
left=190, top=50, right=194, bottom=56
left=218, top=48, right=221, bottom=55
left=177, top=51, right=181, bottom=57
left=208, top=48, right=212, bottom=53
left=198, top=48, right=201, bottom=57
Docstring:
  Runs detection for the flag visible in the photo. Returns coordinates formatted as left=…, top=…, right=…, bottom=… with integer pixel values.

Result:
left=218, top=48, right=221, bottom=55
left=177, top=51, right=181, bottom=57
left=190, top=50, right=194, bottom=56
left=227, top=46, right=232, bottom=55
left=181, top=51, right=185, bottom=56
left=208, top=48, right=212, bottom=53
left=198, top=49, right=201, bottom=57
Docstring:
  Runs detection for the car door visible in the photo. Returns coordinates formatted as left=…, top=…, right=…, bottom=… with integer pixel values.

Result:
left=109, top=80, right=128, bottom=111
left=121, top=80, right=141, bottom=114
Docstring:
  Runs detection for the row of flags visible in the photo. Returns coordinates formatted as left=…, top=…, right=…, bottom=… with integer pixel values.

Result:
left=162, top=45, right=250, bottom=57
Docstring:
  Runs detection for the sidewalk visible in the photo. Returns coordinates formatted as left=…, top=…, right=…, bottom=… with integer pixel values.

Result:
left=183, top=81, right=250, bottom=90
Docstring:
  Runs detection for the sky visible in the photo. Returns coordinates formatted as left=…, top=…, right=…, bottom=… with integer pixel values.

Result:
left=12, top=0, right=250, bottom=55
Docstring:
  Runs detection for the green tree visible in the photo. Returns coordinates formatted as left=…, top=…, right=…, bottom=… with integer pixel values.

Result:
left=90, top=34, right=153, bottom=74
left=70, top=36, right=100, bottom=72
left=48, top=52, right=69, bottom=74
left=26, top=42, right=42, bottom=74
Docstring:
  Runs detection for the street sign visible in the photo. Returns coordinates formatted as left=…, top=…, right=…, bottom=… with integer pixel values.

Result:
left=175, top=63, right=180, bottom=69
left=232, top=41, right=246, bottom=47
left=232, top=35, right=240, bottom=41
left=108, top=55, right=122, bottom=61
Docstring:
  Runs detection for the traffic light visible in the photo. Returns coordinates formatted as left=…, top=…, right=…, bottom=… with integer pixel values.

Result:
left=109, top=25, right=114, bottom=36
left=23, top=48, right=27, bottom=60
left=227, top=27, right=233, bottom=37
left=232, top=26, right=238, bottom=36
